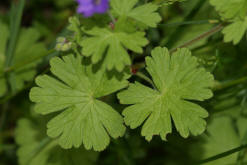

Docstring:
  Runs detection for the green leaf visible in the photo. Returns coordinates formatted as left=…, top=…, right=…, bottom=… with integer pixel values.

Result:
left=200, top=116, right=247, bottom=165
left=0, top=22, right=47, bottom=96
left=202, top=117, right=239, bottom=164
left=210, top=0, right=247, bottom=20
left=80, top=27, right=148, bottom=71
left=0, top=21, right=8, bottom=58
left=10, top=28, right=47, bottom=90
left=0, top=21, right=9, bottom=96
left=111, top=0, right=161, bottom=28
left=16, top=117, right=98, bottom=165
left=118, top=47, right=214, bottom=141
left=30, top=54, right=128, bottom=151
left=222, top=17, right=247, bottom=45
left=210, top=0, right=247, bottom=44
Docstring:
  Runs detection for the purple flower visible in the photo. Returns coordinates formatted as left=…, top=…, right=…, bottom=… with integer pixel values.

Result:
left=76, top=0, right=109, bottom=17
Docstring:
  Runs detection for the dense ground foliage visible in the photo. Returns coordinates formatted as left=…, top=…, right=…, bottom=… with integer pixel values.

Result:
left=1, top=0, right=247, bottom=165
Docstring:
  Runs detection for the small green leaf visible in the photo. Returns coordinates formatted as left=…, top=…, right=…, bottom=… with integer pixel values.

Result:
left=111, top=0, right=161, bottom=28
left=118, top=47, right=214, bottom=141
left=0, top=22, right=47, bottom=96
left=80, top=27, right=148, bottom=71
left=222, top=17, right=247, bottom=45
left=15, top=117, right=98, bottom=165
left=200, top=116, right=247, bottom=165
left=30, top=54, right=128, bottom=151
left=210, top=0, right=247, bottom=20
left=210, top=0, right=247, bottom=44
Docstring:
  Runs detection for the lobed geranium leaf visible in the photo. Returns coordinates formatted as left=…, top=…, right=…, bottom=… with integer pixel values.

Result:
left=80, top=27, right=148, bottom=71
left=30, top=54, right=129, bottom=151
left=118, top=47, right=214, bottom=141
left=111, top=0, right=161, bottom=28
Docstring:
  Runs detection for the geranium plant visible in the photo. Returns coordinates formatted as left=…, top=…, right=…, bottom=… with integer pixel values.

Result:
left=1, top=0, right=247, bottom=165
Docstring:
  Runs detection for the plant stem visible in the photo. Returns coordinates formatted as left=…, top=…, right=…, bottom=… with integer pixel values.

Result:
left=158, top=20, right=219, bottom=27
left=0, top=49, right=56, bottom=79
left=134, top=72, right=155, bottom=87
left=107, top=11, right=116, bottom=24
left=213, top=76, right=247, bottom=91
left=3, top=49, right=55, bottom=75
left=170, top=24, right=224, bottom=53
left=197, top=144, right=247, bottom=164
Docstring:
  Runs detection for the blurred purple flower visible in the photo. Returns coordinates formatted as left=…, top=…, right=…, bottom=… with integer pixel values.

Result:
left=76, top=0, right=109, bottom=17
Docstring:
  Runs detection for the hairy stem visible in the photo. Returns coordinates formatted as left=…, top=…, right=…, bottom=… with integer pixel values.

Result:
left=170, top=24, right=224, bottom=53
